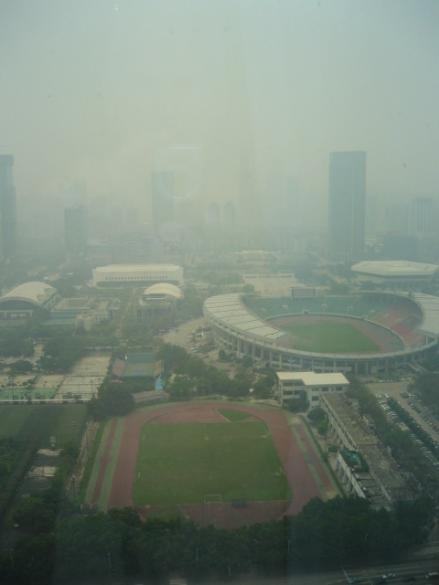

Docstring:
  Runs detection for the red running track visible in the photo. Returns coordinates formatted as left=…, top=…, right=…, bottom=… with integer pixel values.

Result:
left=106, top=402, right=326, bottom=525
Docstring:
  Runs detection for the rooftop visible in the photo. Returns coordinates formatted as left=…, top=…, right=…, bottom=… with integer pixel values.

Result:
left=322, top=394, right=377, bottom=447
left=143, top=282, right=183, bottom=300
left=0, top=281, right=58, bottom=307
left=412, top=292, right=439, bottom=336
left=94, top=264, right=182, bottom=273
left=351, top=260, right=439, bottom=278
left=204, top=294, right=283, bottom=341
left=276, top=371, right=349, bottom=386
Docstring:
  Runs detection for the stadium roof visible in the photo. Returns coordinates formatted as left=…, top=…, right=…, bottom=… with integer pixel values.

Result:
left=204, top=293, right=284, bottom=340
left=413, top=293, right=439, bottom=336
left=351, top=260, right=439, bottom=278
left=276, top=371, right=349, bottom=386
left=0, top=281, right=58, bottom=308
left=94, top=264, right=181, bottom=273
left=143, top=283, right=183, bottom=300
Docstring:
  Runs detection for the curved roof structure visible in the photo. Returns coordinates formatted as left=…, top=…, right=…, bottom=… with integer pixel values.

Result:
left=204, top=292, right=437, bottom=364
left=0, top=281, right=58, bottom=309
left=204, top=294, right=284, bottom=341
left=413, top=293, right=439, bottom=336
left=351, top=260, right=439, bottom=279
left=143, top=283, right=183, bottom=300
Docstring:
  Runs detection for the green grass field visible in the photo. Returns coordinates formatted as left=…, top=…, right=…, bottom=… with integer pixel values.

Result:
left=133, top=421, right=289, bottom=505
left=0, top=404, right=87, bottom=448
left=282, top=322, right=379, bottom=353
left=218, top=408, right=251, bottom=422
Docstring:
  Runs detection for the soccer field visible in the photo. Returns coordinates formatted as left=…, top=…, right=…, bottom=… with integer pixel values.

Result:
left=282, top=322, right=380, bottom=353
left=133, top=421, right=290, bottom=505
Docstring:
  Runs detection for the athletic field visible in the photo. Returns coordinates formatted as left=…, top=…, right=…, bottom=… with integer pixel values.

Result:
left=279, top=321, right=379, bottom=353
left=133, top=421, right=289, bottom=505
left=271, top=314, right=403, bottom=354
left=85, top=402, right=339, bottom=528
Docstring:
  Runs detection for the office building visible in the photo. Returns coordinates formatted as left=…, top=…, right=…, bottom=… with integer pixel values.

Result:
left=0, top=155, right=17, bottom=259
left=328, top=151, right=366, bottom=262
left=409, top=197, right=435, bottom=237
left=150, top=171, right=175, bottom=230
left=64, top=206, right=87, bottom=257
left=276, top=371, right=349, bottom=407
left=92, top=264, right=184, bottom=287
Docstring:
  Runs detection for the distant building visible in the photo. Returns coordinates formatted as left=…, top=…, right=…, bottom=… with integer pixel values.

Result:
left=206, top=201, right=221, bottom=227
left=92, top=264, right=184, bottom=287
left=351, top=260, right=439, bottom=289
left=48, top=296, right=119, bottom=330
left=0, top=155, right=17, bottom=259
left=275, top=371, right=349, bottom=407
left=64, top=206, right=87, bottom=257
left=0, top=281, right=59, bottom=320
left=328, top=151, right=366, bottom=262
left=151, top=171, right=175, bottom=230
left=223, top=201, right=236, bottom=229
left=381, top=233, right=418, bottom=261
left=409, top=197, right=435, bottom=237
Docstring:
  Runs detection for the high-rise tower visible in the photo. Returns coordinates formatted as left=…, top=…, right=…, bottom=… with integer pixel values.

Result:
left=328, top=151, right=366, bottom=262
left=64, top=206, right=87, bottom=258
left=0, top=155, right=17, bottom=260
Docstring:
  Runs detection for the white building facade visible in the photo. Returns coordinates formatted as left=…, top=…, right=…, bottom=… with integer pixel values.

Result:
left=276, top=371, right=349, bottom=407
left=92, top=264, right=184, bottom=287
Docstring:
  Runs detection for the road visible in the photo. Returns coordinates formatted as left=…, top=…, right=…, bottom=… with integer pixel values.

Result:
left=204, top=556, right=439, bottom=585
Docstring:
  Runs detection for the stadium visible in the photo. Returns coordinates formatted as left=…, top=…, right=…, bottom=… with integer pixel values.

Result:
left=204, top=291, right=439, bottom=374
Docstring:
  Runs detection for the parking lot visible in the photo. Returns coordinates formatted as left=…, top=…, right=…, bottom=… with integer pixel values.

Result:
left=368, top=381, right=439, bottom=443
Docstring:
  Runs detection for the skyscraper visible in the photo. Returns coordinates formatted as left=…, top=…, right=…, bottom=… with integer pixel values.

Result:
left=409, top=197, right=435, bottom=237
left=64, top=206, right=87, bottom=257
left=0, top=155, right=17, bottom=260
left=328, top=151, right=366, bottom=262
left=150, top=171, right=175, bottom=231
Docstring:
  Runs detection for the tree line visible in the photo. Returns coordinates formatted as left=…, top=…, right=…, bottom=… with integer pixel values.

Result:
left=0, top=495, right=432, bottom=585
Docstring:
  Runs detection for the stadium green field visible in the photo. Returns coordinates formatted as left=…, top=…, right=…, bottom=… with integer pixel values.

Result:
left=133, top=421, right=289, bottom=505
left=218, top=408, right=251, bottom=422
left=0, top=404, right=87, bottom=447
left=281, top=322, right=380, bottom=353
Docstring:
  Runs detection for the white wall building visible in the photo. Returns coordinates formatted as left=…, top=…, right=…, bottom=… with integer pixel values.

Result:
left=92, top=264, right=184, bottom=287
left=275, top=371, right=349, bottom=407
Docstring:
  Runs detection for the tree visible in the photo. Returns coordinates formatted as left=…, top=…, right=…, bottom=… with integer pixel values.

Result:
left=89, top=386, right=134, bottom=419
left=167, top=375, right=194, bottom=401
left=253, top=374, right=274, bottom=398
left=39, top=335, right=85, bottom=372
left=9, top=360, right=33, bottom=374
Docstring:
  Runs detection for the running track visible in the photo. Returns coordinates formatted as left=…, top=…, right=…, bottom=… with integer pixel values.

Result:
left=99, top=402, right=331, bottom=525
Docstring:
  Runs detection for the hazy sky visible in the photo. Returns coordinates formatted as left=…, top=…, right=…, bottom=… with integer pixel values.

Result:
left=1, top=0, right=438, bottom=225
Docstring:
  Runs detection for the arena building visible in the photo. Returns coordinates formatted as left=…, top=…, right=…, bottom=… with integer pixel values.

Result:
left=204, top=292, right=439, bottom=374
left=92, top=264, right=184, bottom=287
left=0, top=281, right=59, bottom=320
left=351, top=260, right=439, bottom=289
left=141, top=283, right=183, bottom=302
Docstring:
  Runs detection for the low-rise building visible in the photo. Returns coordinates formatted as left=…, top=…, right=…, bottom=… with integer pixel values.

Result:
left=92, top=264, right=184, bottom=287
left=276, top=371, right=349, bottom=407
left=0, top=281, right=60, bottom=320
left=321, top=394, right=409, bottom=508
